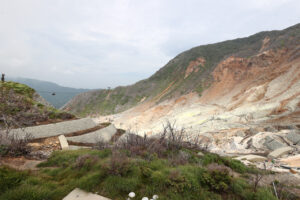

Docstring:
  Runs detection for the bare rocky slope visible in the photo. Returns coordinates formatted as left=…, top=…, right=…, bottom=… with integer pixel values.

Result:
left=64, top=24, right=300, bottom=169
left=64, top=23, right=300, bottom=118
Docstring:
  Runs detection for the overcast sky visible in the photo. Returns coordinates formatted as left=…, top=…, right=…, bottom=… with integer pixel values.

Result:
left=0, top=0, right=299, bottom=89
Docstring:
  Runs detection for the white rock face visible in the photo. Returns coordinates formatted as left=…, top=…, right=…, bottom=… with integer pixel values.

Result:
left=268, top=147, right=293, bottom=159
left=235, top=155, right=267, bottom=162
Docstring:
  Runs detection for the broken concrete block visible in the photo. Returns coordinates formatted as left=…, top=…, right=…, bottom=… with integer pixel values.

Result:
left=63, top=188, right=111, bottom=200
left=286, top=131, right=300, bottom=144
left=235, top=155, right=267, bottom=162
left=58, top=135, right=69, bottom=150
left=66, top=124, right=117, bottom=144
left=268, top=147, right=293, bottom=159
left=68, top=145, right=91, bottom=150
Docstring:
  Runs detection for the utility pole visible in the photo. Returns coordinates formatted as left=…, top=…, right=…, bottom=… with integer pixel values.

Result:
left=1, top=73, right=5, bottom=82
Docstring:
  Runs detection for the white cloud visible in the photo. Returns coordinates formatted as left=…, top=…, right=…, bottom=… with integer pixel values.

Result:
left=0, top=0, right=299, bottom=88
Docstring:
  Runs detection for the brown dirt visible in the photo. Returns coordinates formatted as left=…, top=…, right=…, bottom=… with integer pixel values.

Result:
left=29, top=136, right=61, bottom=151
left=259, top=36, right=270, bottom=52
left=184, top=57, right=206, bottom=78
left=200, top=48, right=291, bottom=105
left=0, top=157, right=43, bottom=171
left=280, top=155, right=300, bottom=168
left=35, top=118, right=78, bottom=126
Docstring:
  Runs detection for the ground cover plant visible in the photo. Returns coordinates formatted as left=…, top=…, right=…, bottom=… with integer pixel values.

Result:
left=0, top=148, right=286, bottom=200
left=0, top=120, right=296, bottom=200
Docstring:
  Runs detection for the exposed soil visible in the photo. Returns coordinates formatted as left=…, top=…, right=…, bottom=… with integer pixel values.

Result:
left=0, top=157, right=42, bottom=171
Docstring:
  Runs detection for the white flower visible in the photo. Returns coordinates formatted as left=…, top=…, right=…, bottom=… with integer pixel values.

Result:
left=153, top=195, right=159, bottom=199
left=129, top=192, right=136, bottom=198
left=142, top=197, right=149, bottom=200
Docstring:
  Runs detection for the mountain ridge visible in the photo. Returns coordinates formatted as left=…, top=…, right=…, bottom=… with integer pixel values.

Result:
left=64, top=23, right=300, bottom=117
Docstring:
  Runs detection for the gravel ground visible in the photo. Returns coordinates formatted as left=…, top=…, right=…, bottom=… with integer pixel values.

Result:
left=66, top=124, right=117, bottom=144
left=9, top=118, right=97, bottom=139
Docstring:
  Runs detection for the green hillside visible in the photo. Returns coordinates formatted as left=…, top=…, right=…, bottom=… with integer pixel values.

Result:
left=0, top=81, right=74, bottom=127
left=64, top=23, right=300, bottom=116
left=7, top=77, right=90, bottom=109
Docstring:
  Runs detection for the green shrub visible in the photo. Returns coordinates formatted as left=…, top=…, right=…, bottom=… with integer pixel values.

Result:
left=0, top=145, right=8, bottom=156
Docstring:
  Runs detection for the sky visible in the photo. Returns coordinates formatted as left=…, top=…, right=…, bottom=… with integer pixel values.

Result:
left=0, top=0, right=299, bottom=89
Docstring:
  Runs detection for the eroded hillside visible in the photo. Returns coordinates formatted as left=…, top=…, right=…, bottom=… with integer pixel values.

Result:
left=64, top=23, right=300, bottom=117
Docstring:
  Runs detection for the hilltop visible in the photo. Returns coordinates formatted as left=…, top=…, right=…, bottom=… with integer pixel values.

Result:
left=0, top=81, right=74, bottom=128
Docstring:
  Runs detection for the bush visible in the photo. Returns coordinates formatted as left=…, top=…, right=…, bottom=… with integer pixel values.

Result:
left=199, top=166, right=232, bottom=193
left=201, top=153, right=253, bottom=174
left=103, top=151, right=131, bottom=176
left=73, top=154, right=99, bottom=170
left=166, top=170, right=190, bottom=193
left=116, top=121, right=202, bottom=159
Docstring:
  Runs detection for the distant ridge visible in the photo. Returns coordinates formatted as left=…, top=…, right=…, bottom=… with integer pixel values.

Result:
left=7, top=77, right=90, bottom=108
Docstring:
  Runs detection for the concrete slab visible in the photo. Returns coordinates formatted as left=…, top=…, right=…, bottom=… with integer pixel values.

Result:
left=58, top=135, right=69, bottom=150
left=9, top=118, right=97, bottom=139
left=63, top=188, right=111, bottom=200
left=268, top=147, right=293, bottom=159
left=68, top=145, right=91, bottom=150
left=235, top=155, right=267, bottom=162
left=66, top=124, right=117, bottom=144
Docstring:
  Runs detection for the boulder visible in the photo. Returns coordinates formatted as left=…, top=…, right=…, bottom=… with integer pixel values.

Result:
left=268, top=147, right=293, bottom=159
left=264, top=137, right=287, bottom=150
left=63, top=188, right=111, bottom=200
left=197, top=152, right=204, bottom=156
left=264, top=126, right=278, bottom=132
left=245, top=128, right=259, bottom=135
left=235, top=155, right=267, bottom=162
left=115, top=132, right=143, bottom=145
left=286, top=131, right=300, bottom=145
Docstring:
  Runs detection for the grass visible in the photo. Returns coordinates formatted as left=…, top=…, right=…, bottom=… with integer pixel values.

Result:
left=0, top=81, right=35, bottom=99
left=0, top=149, right=279, bottom=200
